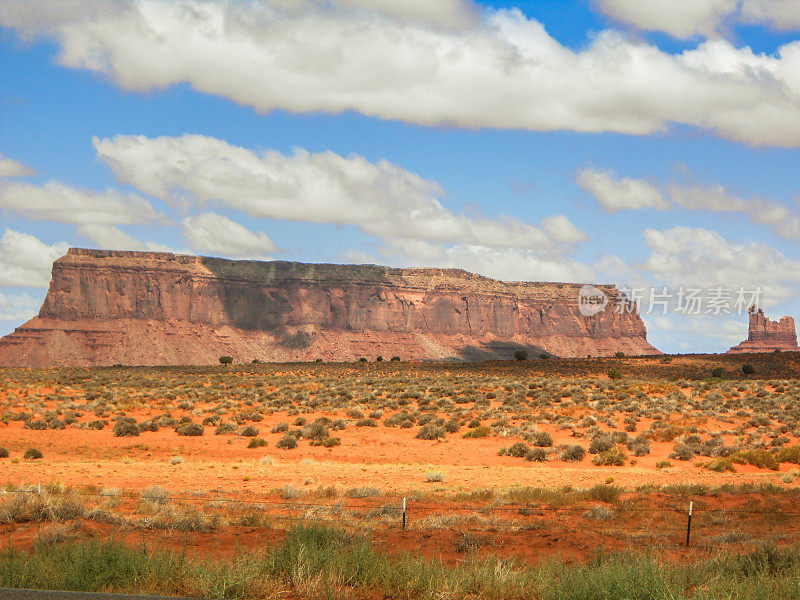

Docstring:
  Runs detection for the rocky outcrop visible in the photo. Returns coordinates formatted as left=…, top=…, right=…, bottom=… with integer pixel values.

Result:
left=727, top=307, right=799, bottom=354
left=0, top=249, right=659, bottom=366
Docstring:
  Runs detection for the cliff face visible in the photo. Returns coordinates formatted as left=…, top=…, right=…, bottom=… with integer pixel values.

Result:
left=727, top=307, right=799, bottom=354
left=0, top=249, right=659, bottom=366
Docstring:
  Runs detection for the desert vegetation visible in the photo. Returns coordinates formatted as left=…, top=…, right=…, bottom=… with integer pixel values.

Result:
left=2, top=354, right=800, bottom=594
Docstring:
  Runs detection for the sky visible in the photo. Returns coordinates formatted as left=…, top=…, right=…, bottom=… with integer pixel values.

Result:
left=1, top=0, right=800, bottom=354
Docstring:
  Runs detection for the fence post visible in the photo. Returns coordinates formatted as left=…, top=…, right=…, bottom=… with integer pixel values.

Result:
left=402, top=497, right=407, bottom=530
left=685, top=501, right=693, bottom=547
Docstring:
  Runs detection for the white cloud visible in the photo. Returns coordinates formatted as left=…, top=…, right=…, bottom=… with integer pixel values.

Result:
left=4, top=1, right=800, bottom=145
left=579, top=168, right=800, bottom=240
left=0, top=229, right=69, bottom=287
left=541, top=215, right=589, bottom=244
left=576, top=168, right=669, bottom=212
left=0, top=153, right=35, bottom=178
left=597, top=0, right=800, bottom=37
left=740, top=1, right=800, bottom=31
left=669, top=184, right=800, bottom=240
left=641, top=226, right=800, bottom=304
left=76, top=224, right=170, bottom=252
left=596, top=0, right=737, bottom=38
left=182, top=212, right=277, bottom=259
left=0, top=290, right=42, bottom=323
left=383, top=239, right=596, bottom=283
left=94, top=134, right=580, bottom=252
left=0, top=180, right=164, bottom=225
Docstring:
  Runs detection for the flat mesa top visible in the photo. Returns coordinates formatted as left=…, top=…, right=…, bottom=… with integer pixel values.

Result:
left=59, top=248, right=621, bottom=294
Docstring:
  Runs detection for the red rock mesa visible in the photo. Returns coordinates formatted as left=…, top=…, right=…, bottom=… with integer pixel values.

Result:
left=727, top=306, right=799, bottom=354
left=0, top=249, right=659, bottom=366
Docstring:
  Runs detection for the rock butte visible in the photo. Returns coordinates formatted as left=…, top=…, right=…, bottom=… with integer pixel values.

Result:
left=727, top=307, right=799, bottom=354
left=0, top=248, right=659, bottom=366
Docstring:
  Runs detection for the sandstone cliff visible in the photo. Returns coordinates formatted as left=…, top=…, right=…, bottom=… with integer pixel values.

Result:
left=0, top=249, right=659, bottom=366
left=727, top=307, right=799, bottom=354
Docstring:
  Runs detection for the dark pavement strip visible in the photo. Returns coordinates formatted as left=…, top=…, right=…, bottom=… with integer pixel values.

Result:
left=0, top=590, right=202, bottom=600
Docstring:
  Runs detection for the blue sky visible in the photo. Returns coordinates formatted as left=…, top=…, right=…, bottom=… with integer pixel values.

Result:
left=1, top=0, right=800, bottom=353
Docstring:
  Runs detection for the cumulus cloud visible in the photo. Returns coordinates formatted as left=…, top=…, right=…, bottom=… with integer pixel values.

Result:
left=741, top=0, right=800, bottom=31
left=596, top=0, right=737, bottom=38
left=576, top=168, right=670, bottom=212
left=0, top=290, right=42, bottom=323
left=76, top=224, right=170, bottom=252
left=578, top=168, right=800, bottom=240
left=0, top=229, right=69, bottom=287
left=94, top=134, right=581, bottom=252
left=0, top=153, right=35, bottom=178
left=4, top=1, right=800, bottom=145
left=669, top=184, right=800, bottom=240
left=640, top=226, right=800, bottom=304
left=383, top=239, right=596, bottom=283
left=597, top=0, right=800, bottom=37
left=182, top=213, right=277, bottom=259
left=0, top=180, right=164, bottom=225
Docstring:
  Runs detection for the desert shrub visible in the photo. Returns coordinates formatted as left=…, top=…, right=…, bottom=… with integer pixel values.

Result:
left=776, top=445, right=800, bottom=464
left=531, top=431, right=553, bottom=447
left=656, top=460, right=672, bottom=468
left=247, top=438, right=268, bottom=448
left=346, top=409, right=365, bottom=419
left=462, top=426, right=491, bottom=439
left=732, top=449, right=779, bottom=470
left=47, top=418, right=65, bottom=430
left=345, top=486, right=381, bottom=498
left=513, top=350, right=528, bottom=361
left=589, top=435, right=614, bottom=454
left=86, top=420, right=106, bottom=430
left=584, top=506, right=615, bottom=520
left=507, top=442, right=532, bottom=458
left=276, top=434, right=298, bottom=450
left=607, top=368, right=623, bottom=380
left=112, top=419, right=140, bottom=437
left=742, top=363, right=755, bottom=375
left=138, top=421, right=159, bottom=432
left=271, top=422, right=289, bottom=433
left=628, top=438, right=651, bottom=457
left=301, top=423, right=328, bottom=441
left=24, top=419, right=48, bottom=431
left=215, top=422, right=236, bottom=435
left=560, top=444, right=586, bottom=462
left=293, top=417, right=307, bottom=426
left=23, top=448, right=43, bottom=460
left=425, top=469, right=444, bottom=482
left=390, top=356, right=401, bottom=361
left=322, top=437, right=341, bottom=448
left=443, top=419, right=460, bottom=433
left=710, top=367, right=726, bottom=378
left=218, top=356, right=233, bottom=365
left=669, top=443, right=696, bottom=461
left=704, top=457, right=735, bottom=472
left=592, top=446, right=627, bottom=466
left=415, top=425, right=444, bottom=440
left=240, top=425, right=259, bottom=437
left=585, top=483, right=622, bottom=503
left=0, top=447, right=9, bottom=458
left=176, top=422, right=203, bottom=436
left=356, top=418, right=378, bottom=427
left=525, top=447, right=547, bottom=462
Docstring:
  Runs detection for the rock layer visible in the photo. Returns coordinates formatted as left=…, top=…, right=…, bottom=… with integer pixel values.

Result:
left=727, top=307, right=799, bottom=354
left=0, top=248, right=659, bottom=366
